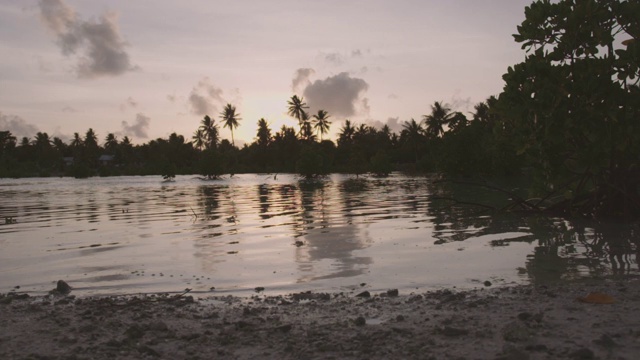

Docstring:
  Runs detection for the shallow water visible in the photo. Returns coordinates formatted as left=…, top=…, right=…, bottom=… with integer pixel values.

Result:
left=0, top=174, right=637, bottom=297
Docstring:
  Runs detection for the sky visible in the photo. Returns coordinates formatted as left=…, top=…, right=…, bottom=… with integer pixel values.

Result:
left=0, top=0, right=534, bottom=146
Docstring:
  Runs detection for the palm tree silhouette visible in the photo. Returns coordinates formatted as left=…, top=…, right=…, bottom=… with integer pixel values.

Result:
left=423, top=101, right=454, bottom=138
left=33, top=132, right=51, bottom=149
left=71, top=132, right=83, bottom=149
left=256, top=118, right=272, bottom=147
left=104, top=133, right=118, bottom=154
left=312, top=110, right=331, bottom=141
left=402, top=118, right=425, bottom=163
left=192, top=128, right=206, bottom=150
left=84, top=128, right=99, bottom=149
left=338, top=119, right=355, bottom=147
left=220, top=103, right=241, bottom=146
left=447, top=112, right=468, bottom=133
left=52, top=137, right=66, bottom=155
left=287, top=95, right=309, bottom=133
left=0, top=131, right=16, bottom=157
left=199, top=115, right=219, bottom=149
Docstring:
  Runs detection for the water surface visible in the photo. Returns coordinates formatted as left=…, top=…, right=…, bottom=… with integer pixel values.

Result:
left=0, top=174, right=637, bottom=297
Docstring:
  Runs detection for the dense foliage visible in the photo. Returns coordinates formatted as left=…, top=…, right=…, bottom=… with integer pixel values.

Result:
left=497, top=0, right=640, bottom=218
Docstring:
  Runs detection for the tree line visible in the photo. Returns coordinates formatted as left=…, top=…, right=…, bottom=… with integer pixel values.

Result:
left=0, top=96, right=513, bottom=180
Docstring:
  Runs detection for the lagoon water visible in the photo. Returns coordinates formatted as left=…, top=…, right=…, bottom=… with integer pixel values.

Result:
left=0, top=173, right=637, bottom=297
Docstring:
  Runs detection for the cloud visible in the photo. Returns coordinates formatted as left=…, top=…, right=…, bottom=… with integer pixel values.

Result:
left=119, top=96, right=137, bottom=111
left=33, top=55, right=53, bottom=73
left=365, top=117, right=403, bottom=134
left=0, top=112, right=40, bottom=139
left=324, top=52, right=344, bottom=66
left=51, top=127, right=71, bottom=142
left=121, top=113, right=150, bottom=138
left=38, top=0, right=137, bottom=78
left=303, top=72, right=370, bottom=118
left=61, top=106, right=77, bottom=112
left=388, top=93, right=398, bottom=100
left=291, top=68, right=315, bottom=93
left=188, top=77, right=225, bottom=116
left=319, top=49, right=368, bottom=66
left=448, top=90, right=472, bottom=112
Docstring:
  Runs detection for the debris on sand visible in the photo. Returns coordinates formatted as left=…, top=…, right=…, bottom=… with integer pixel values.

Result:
left=2, top=279, right=640, bottom=359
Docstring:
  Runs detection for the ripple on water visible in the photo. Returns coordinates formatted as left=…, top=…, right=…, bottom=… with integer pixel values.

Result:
left=0, top=174, right=637, bottom=296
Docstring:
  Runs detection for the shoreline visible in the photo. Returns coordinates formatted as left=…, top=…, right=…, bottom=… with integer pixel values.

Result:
left=2, top=278, right=640, bottom=359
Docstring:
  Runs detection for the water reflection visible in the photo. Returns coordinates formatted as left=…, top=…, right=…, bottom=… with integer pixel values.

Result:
left=524, top=220, right=640, bottom=283
left=427, top=179, right=640, bottom=284
left=0, top=175, right=638, bottom=296
left=192, top=185, right=227, bottom=273
left=258, top=184, right=270, bottom=218
left=294, top=180, right=373, bottom=282
left=594, top=224, right=640, bottom=275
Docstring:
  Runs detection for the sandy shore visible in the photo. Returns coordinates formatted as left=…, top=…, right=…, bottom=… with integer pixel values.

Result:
left=1, top=278, right=639, bottom=359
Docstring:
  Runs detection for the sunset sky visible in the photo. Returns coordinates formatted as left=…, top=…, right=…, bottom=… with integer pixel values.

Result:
left=0, top=0, right=533, bottom=145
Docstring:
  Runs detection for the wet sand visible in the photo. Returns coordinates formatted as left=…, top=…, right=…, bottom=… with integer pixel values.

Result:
left=1, top=278, right=639, bottom=359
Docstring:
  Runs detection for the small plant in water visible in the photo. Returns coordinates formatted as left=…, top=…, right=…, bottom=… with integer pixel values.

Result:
left=161, top=162, right=177, bottom=182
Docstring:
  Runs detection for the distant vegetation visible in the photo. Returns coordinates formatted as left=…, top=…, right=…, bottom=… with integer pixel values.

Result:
left=0, top=0, right=638, bottom=220
left=0, top=97, right=510, bottom=180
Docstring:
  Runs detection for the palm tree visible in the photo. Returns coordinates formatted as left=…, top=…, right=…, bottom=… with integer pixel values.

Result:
left=71, top=132, right=83, bottom=148
left=118, top=136, right=133, bottom=166
left=256, top=118, right=272, bottom=147
left=312, top=110, right=331, bottom=141
left=472, top=100, right=497, bottom=130
left=104, top=133, right=118, bottom=154
left=300, top=117, right=316, bottom=142
left=0, top=131, right=16, bottom=157
left=20, top=137, right=30, bottom=147
left=199, top=115, right=219, bottom=149
left=473, top=102, right=490, bottom=123
left=192, top=128, right=206, bottom=150
left=121, top=136, right=132, bottom=146
left=402, top=118, right=425, bottom=163
left=84, top=128, right=98, bottom=149
left=52, top=137, right=67, bottom=156
left=338, top=119, right=355, bottom=147
left=423, top=101, right=454, bottom=138
left=33, top=132, right=52, bottom=149
left=448, top=112, right=469, bottom=133
left=379, top=124, right=395, bottom=148
left=287, top=95, right=309, bottom=132
left=295, top=111, right=316, bottom=141
left=220, top=103, right=241, bottom=146
left=33, top=132, right=53, bottom=165
left=83, top=128, right=100, bottom=167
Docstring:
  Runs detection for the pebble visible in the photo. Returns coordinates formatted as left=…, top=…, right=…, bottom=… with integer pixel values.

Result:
left=56, top=280, right=72, bottom=294
left=440, top=326, right=469, bottom=337
left=502, top=321, right=531, bottom=342
left=569, top=347, right=594, bottom=359
left=593, top=334, right=616, bottom=349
